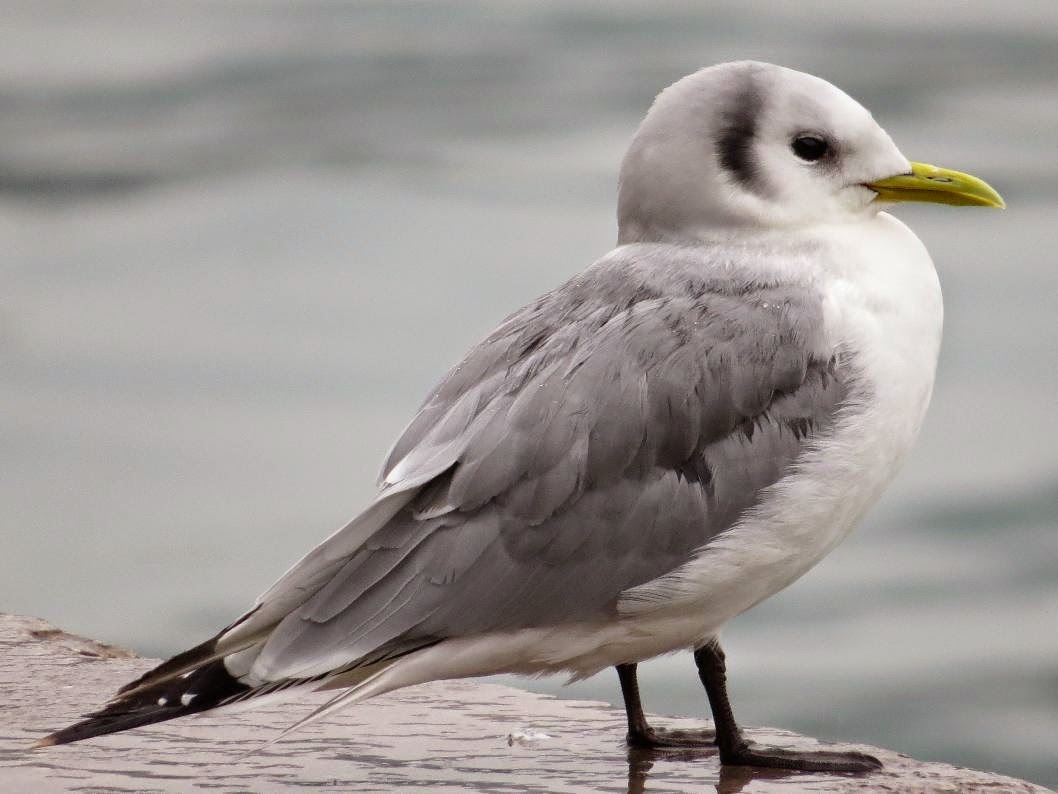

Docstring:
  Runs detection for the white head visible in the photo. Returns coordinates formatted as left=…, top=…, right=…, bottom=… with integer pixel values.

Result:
left=617, top=61, right=911, bottom=242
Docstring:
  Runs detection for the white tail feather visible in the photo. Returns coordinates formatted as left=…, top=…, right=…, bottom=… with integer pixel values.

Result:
left=236, top=664, right=396, bottom=759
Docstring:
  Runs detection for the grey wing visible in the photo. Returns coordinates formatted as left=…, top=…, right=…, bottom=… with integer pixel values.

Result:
left=245, top=258, right=850, bottom=680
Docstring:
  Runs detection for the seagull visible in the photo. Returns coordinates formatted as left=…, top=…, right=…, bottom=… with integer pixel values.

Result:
left=35, top=61, right=1003, bottom=771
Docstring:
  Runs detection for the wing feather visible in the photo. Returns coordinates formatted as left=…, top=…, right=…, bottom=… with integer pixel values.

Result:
left=244, top=247, right=850, bottom=681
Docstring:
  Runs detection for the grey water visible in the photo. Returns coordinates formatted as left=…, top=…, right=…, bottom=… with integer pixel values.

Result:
left=1, top=1, right=1056, bottom=788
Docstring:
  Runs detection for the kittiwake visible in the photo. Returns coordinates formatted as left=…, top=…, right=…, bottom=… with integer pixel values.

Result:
left=35, top=61, right=1003, bottom=772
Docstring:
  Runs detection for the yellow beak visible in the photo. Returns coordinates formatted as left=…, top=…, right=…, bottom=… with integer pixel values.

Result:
left=866, top=162, right=1005, bottom=208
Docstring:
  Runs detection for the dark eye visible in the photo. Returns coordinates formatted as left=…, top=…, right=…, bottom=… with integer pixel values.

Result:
left=791, top=135, right=829, bottom=162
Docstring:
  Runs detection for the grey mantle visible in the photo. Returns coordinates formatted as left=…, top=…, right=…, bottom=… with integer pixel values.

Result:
left=0, top=614, right=1048, bottom=793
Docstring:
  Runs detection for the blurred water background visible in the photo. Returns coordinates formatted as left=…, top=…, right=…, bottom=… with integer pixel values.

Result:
left=1, top=1, right=1056, bottom=787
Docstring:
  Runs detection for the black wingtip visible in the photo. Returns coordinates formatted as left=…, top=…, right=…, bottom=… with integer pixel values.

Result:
left=116, top=606, right=261, bottom=697
left=115, top=635, right=218, bottom=696
left=31, top=709, right=173, bottom=748
left=33, top=658, right=250, bottom=747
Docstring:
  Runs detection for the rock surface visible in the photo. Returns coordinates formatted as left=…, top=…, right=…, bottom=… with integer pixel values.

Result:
left=0, top=614, right=1049, bottom=793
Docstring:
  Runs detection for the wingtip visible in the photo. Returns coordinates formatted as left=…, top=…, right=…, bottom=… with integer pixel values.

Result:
left=29, top=735, right=58, bottom=750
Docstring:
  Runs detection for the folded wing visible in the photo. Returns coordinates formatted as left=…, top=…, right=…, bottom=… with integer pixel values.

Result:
left=240, top=252, right=850, bottom=681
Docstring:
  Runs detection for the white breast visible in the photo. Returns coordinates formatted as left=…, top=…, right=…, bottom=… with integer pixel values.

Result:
left=612, top=212, right=943, bottom=643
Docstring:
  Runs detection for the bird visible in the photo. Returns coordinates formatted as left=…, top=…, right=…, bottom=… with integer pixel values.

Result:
left=34, top=61, right=1003, bottom=772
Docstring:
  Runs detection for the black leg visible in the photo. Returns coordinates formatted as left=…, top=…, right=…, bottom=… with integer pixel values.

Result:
left=616, top=663, right=715, bottom=749
left=693, top=638, right=882, bottom=772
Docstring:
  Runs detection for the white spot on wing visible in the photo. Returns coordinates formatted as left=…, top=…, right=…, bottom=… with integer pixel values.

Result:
left=157, top=697, right=167, bottom=706
left=181, top=693, right=196, bottom=706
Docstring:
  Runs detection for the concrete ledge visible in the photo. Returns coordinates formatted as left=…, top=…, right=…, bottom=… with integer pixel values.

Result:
left=0, top=614, right=1048, bottom=793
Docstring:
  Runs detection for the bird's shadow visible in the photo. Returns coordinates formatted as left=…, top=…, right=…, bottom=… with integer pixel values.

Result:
left=626, top=745, right=800, bottom=794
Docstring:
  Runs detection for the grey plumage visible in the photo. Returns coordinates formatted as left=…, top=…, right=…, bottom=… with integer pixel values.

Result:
left=250, top=242, right=851, bottom=681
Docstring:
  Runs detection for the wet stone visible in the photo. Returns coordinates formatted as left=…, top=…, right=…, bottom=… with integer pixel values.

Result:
left=0, top=614, right=1048, bottom=793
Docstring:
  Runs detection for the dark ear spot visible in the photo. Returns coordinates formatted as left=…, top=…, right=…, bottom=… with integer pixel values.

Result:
left=716, top=81, right=765, bottom=192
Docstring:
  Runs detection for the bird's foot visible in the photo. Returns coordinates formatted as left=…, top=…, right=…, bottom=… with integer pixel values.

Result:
left=719, top=739, right=882, bottom=772
left=627, top=725, right=716, bottom=749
